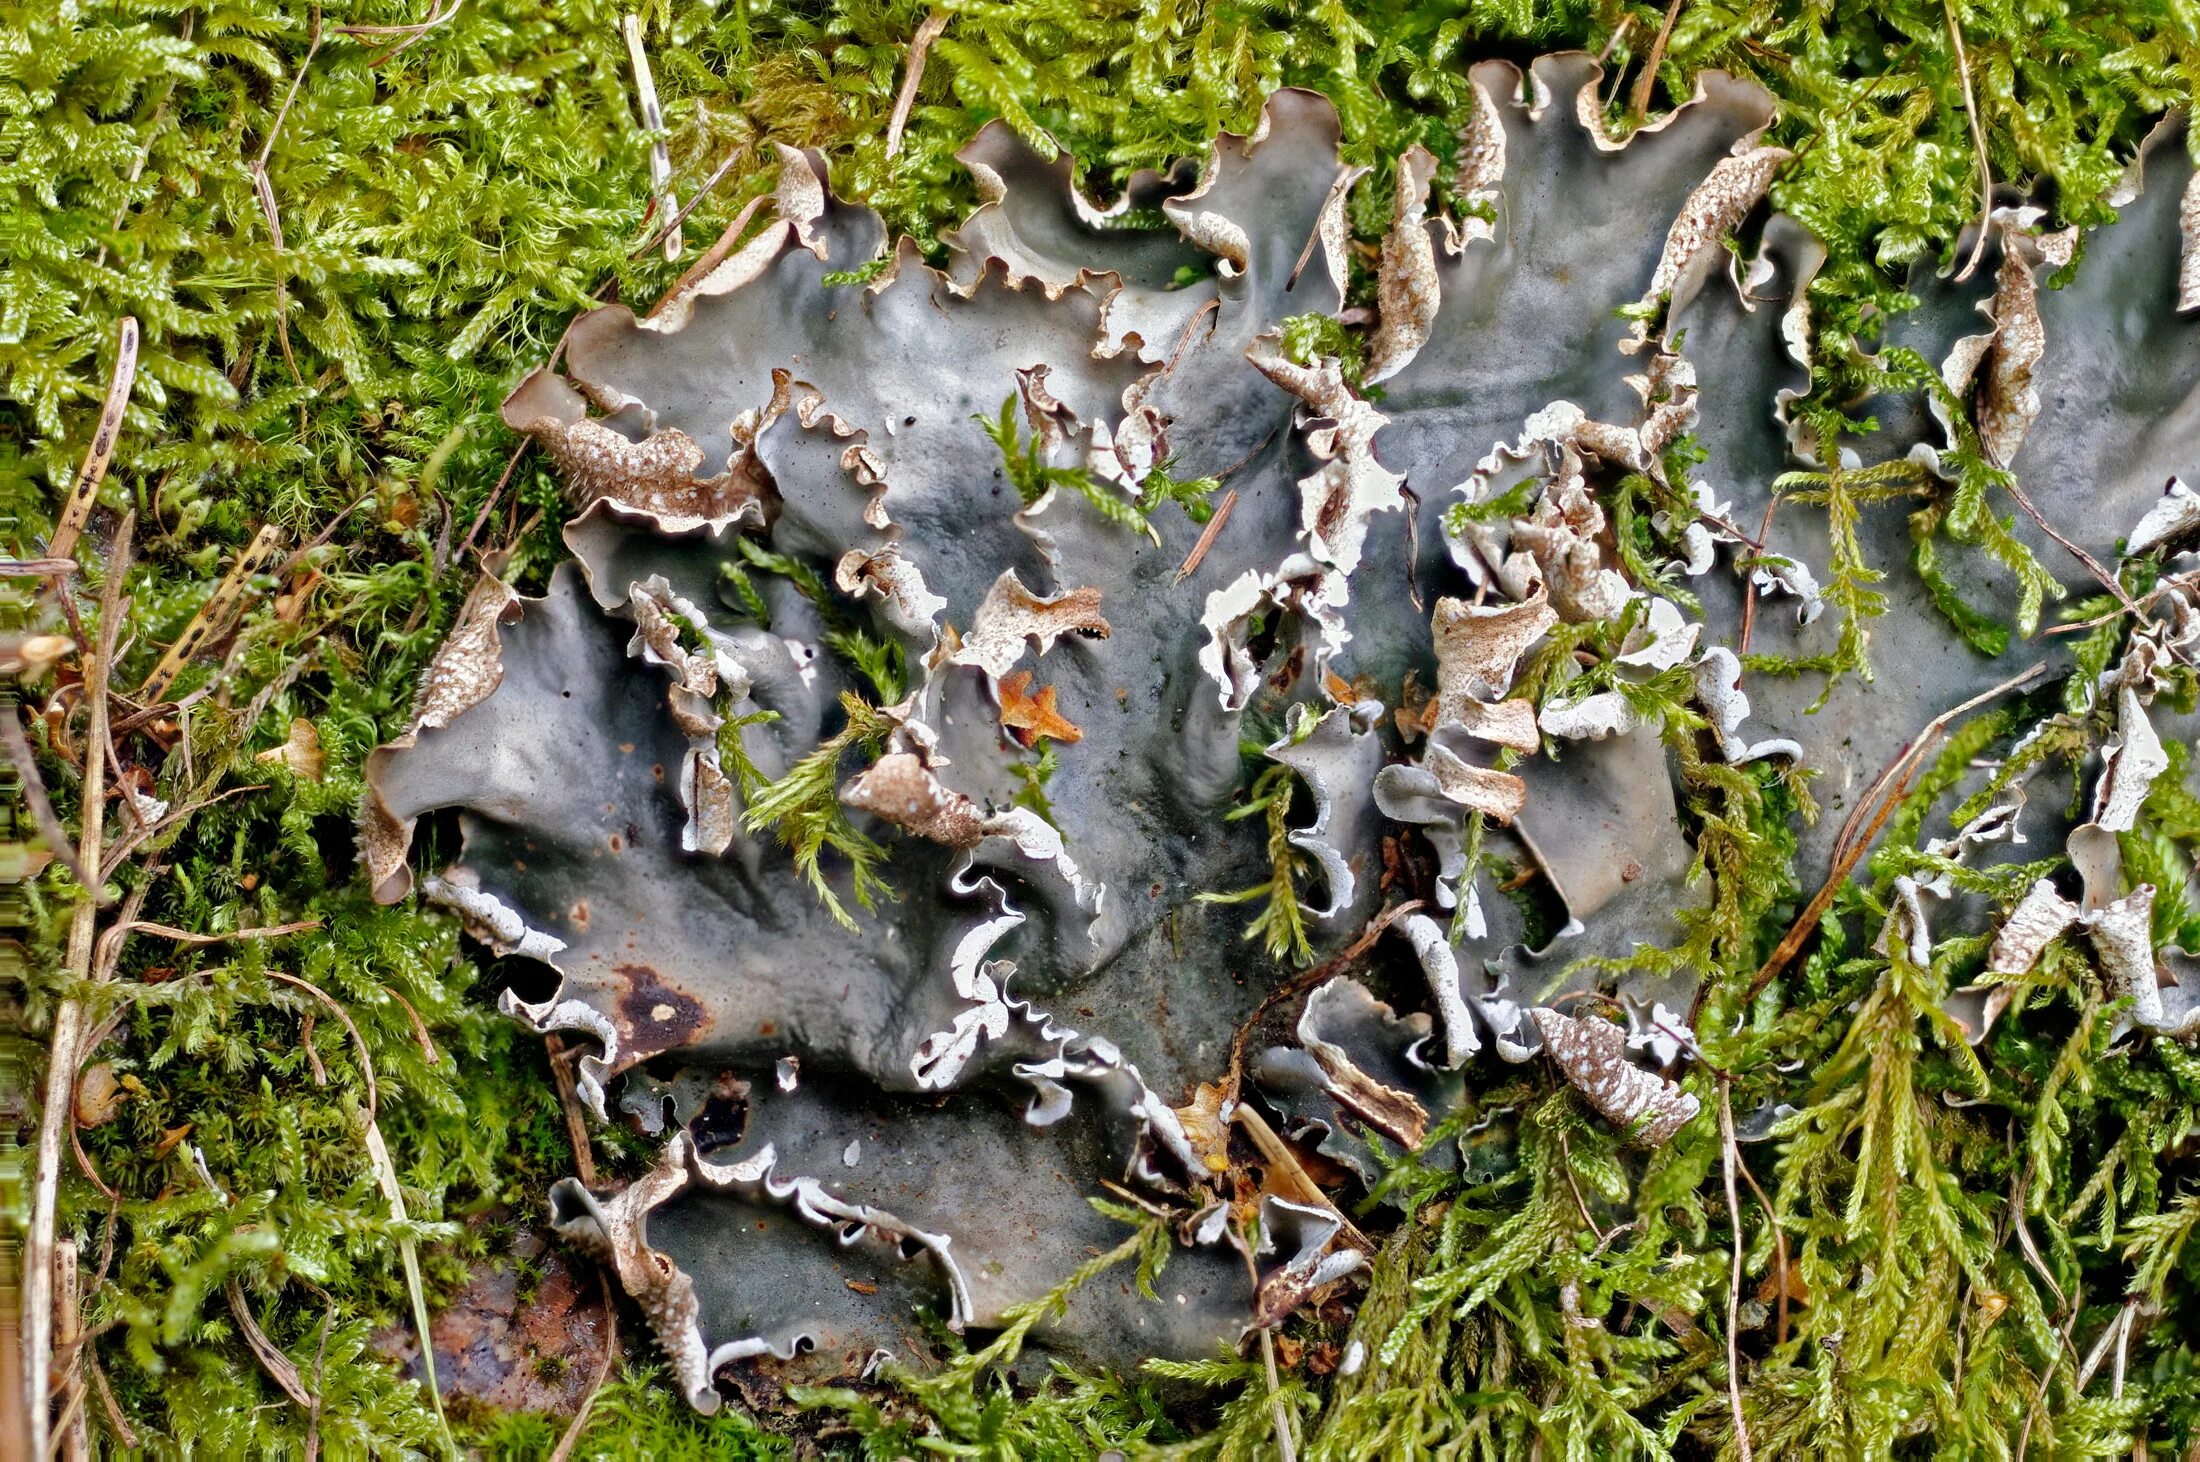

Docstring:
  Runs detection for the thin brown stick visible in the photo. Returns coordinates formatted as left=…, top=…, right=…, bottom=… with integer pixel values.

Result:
left=224, top=1278, right=314, bottom=1409
left=47, top=319, right=138, bottom=564
left=1728, top=1129, right=1789, bottom=1347
left=256, top=9, right=324, bottom=172
left=1173, top=488, right=1238, bottom=582
left=332, top=0, right=456, bottom=35
left=1630, top=0, right=1688, bottom=122
left=1230, top=1103, right=1375, bottom=1253
left=85, top=1348, right=135, bottom=1452
left=1286, top=166, right=1358, bottom=292
left=249, top=3, right=320, bottom=412
left=67, top=1121, right=118, bottom=1206
left=137, top=523, right=285, bottom=702
left=303, top=1305, right=335, bottom=1462
left=24, top=515, right=131, bottom=1461
left=1719, top=1080, right=1756, bottom=1462
left=2000, top=474, right=2141, bottom=619
left=1233, top=1218, right=1299, bottom=1462
left=460, top=440, right=532, bottom=561
left=647, top=191, right=771, bottom=321
left=1737, top=497, right=1779, bottom=657
left=628, top=145, right=748, bottom=262
left=548, top=1274, right=620, bottom=1462
left=1746, top=660, right=2046, bottom=1002
left=52, top=1241, right=86, bottom=1462
left=0, top=708, right=97, bottom=895
left=267, top=973, right=380, bottom=1122
left=97, top=15, right=193, bottom=270
left=99, top=783, right=267, bottom=884
left=335, top=0, right=460, bottom=65
left=91, top=918, right=321, bottom=980
left=621, top=14, right=679, bottom=262
left=1945, top=0, right=1995, bottom=284
left=1225, top=899, right=1426, bottom=1100
left=885, top=12, right=950, bottom=160
left=2, top=560, right=80, bottom=576
left=382, top=985, right=440, bottom=1064
left=544, top=1033, right=600, bottom=1188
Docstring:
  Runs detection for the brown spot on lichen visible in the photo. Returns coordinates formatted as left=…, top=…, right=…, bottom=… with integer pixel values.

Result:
left=615, top=964, right=707, bottom=1056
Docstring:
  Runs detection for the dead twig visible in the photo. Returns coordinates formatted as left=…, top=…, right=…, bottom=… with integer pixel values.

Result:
left=247, top=3, right=320, bottom=402
left=25, top=514, right=132, bottom=1461
left=885, top=12, right=950, bottom=160
left=628, top=145, right=749, bottom=262
left=1944, top=0, right=1995, bottom=284
left=85, top=1349, right=134, bottom=1453
left=52, top=1241, right=86, bottom=1462
left=621, top=15, right=679, bottom=262
left=1737, top=496, right=1779, bottom=658
left=382, top=985, right=441, bottom=1064
left=137, top=523, right=285, bottom=702
left=1225, top=899, right=1426, bottom=1101
left=544, top=1033, right=600, bottom=1188
left=303, top=1305, right=335, bottom=1462
left=1719, top=1080, right=1756, bottom=1462
left=225, top=1278, right=315, bottom=1410
left=1173, top=488, right=1239, bottom=583
left=548, top=1273, right=620, bottom=1462
left=1234, top=1216, right=1299, bottom=1462
left=0, top=708, right=98, bottom=895
left=1630, top=0, right=1688, bottom=122
left=1727, top=1124, right=1790, bottom=1347
left=335, top=0, right=461, bottom=66
left=47, top=319, right=138, bottom=564
left=648, top=192, right=771, bottom=320
left=91, top=918, right=321, bottom=982
left=1999, top=473, right=2141, bottom=620
left=1744, top=660, right=2047, bottom=1003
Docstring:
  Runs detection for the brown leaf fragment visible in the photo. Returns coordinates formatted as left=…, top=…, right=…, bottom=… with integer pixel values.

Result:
left=1176, top=1081, right=1234, bottom=1176
left=152, top=1123, right=193, bottom=1160
left=1932, top=215, right=2078, bottom=466
left=74, top=1064, right=122, bottom=1128
left=951, top=571, right=1111, bottom=679
left=1532, top=1007, right=1700, bottom=1146
left=1986, top=878, right=2080, bottom=976
left=255, top=718, right=325, bottom=781
left=840, top=752, right=988, bottom=848
left=996, top=670, right=1083, bottom=746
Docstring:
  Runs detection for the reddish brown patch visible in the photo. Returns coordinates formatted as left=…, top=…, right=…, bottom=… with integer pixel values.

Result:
left=614, top=963, right=708, bottom=1057
left=569, top=900, right=591, bottom=932
left=375, top=1226, right=612, bottom=1416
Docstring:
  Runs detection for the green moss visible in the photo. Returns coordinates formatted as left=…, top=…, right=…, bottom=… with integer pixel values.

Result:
left=11, top=0, right=2200, bottom=1452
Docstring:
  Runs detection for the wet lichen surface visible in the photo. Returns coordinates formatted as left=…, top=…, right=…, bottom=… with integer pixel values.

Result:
left=20, top=0, right=2200, bottom=1453
left=359, top=47, right=2200, bottom=1437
